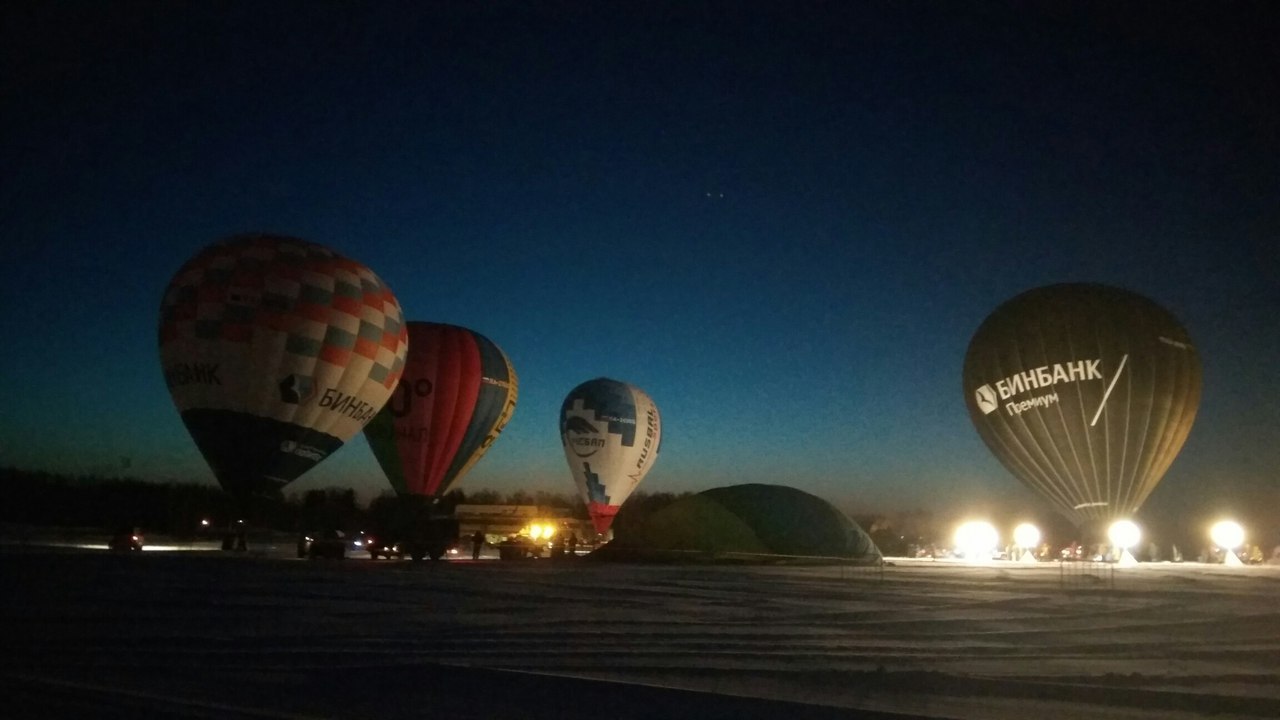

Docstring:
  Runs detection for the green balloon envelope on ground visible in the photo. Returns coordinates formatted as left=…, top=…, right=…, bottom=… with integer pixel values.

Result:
left=599, top=484, right=881, bottom=562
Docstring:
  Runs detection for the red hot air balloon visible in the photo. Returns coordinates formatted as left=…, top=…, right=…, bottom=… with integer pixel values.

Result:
left=363, top=322, right=518, bottom=501
left=159, top=234, right=409, bottom=505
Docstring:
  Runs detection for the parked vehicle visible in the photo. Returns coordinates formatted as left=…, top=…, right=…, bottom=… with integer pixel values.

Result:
left=498, top=533, right=545, bottom=560
left=355, top=531, right=404, bottom=560
left=401, top=517, right=461, bottom=561
left=298, top=529, right=347, bottom=559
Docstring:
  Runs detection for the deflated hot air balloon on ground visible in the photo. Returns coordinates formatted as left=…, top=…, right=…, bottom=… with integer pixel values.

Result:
left=159, top=234, right=408, bottom=507
left=596, top=484, right=881, bottom=563
left=363, top=322, right=518, bottom=501
left=962, top=283, right=1201, bottom=528
left=560, top=378, right=661, bottom=535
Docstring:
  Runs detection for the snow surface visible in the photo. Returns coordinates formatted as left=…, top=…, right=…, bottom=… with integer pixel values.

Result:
left=3, top=547, right=1279, bottom=719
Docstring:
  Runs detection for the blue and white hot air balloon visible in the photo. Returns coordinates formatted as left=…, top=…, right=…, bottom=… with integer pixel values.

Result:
left=559, top=378, right=661, bottom=535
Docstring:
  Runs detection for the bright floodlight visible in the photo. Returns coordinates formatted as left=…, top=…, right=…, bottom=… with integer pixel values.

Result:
left=1210, top=520, right=1244, bottom=550
left=1108, top=519, right=1141, bottom=549
left=1013, top=523, right=1041, bottom=549
left=954, top=521, right=999, bottom=560
left=1107, top=519, right=1141, bottom=565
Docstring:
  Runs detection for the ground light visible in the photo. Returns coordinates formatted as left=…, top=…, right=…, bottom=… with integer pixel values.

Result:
left=954, top=521, right=998, bottom=562
left=1210, top=520, right=1245, bottom=566
left=527, top=524, right=556, bottom=541
left=1012, top=523, right=1041, bottom=563
left=1107, top=519, right=1141, bottom=566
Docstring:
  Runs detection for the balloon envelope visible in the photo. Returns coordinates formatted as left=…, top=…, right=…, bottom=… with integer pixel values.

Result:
left=560, top=378, right=662, bottom=534
left=363, top=322, right=518, bottom=500
left=962, top=283, right=1201, bottom=525
left=159, top=234, right=408, bottom=502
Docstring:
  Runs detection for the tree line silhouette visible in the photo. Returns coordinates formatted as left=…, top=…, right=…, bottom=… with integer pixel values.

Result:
left=3, top=466, right=920, bottom=553
left=1, top=466, right=698, bottom=538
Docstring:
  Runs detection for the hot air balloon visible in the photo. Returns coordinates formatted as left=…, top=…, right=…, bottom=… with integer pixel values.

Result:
left=363, top=322, right=518, bottom=501
left=962, top=283, right=1201, bottom=527
left=159, top=234, right=409, bottom=506
left=560, top=378, right=662, bottom=535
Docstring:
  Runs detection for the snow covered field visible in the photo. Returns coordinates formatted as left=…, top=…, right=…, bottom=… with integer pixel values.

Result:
left=3, top=547, right=1278, bottom=719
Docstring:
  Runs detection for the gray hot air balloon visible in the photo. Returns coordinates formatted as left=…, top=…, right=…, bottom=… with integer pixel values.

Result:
left=962, top=283, right=1201, bottom=527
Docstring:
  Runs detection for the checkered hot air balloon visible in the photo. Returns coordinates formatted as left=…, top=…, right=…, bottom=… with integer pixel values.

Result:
left=159, top=234, right=409, bottom=504
left=363, top=322, right=518, bottom=500
left=559, top=378, right=662, bottom=535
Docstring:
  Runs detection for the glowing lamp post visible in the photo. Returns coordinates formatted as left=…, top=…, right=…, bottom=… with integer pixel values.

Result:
left=955, top=521, right=999, bottom=563
left=1013, top=523, right=1041, bottom=563
left=1107, top=519, right=1141, bottom=566
left=1210, top=520, right=1245, bottom=566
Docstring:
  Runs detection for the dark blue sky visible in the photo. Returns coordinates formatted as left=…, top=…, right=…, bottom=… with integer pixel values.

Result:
left=2, top=2, right=1276, bottom=530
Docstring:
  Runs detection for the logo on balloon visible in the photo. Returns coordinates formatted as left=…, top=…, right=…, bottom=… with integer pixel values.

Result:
left=564, top=416, right=605, bottom=458
left=975, top=384, right=999, bottom=415
left=278, top=374, right=315, bottom=404
left=387, top=378, right=433, bottom=418
left=164, top=362, right=222, bottom=388
left=280, top=439, right=325, bottom=461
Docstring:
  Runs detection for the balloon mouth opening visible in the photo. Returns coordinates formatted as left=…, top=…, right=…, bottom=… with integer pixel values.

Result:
left=588, top=503, right=619, bottom=534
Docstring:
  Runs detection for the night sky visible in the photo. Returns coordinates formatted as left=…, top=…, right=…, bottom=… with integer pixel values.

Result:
left=2, top=2, right=1276, bottom=535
